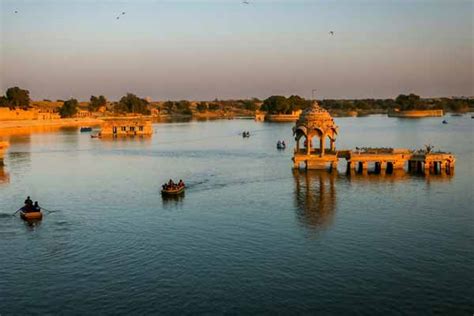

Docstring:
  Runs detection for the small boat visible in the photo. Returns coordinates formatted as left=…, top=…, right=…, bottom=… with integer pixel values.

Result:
left=242, top=131, right=250, bottom=138
left=20, top=211, right=43, bottom=221
left=442, top=120, right=448, bottom=124
left=161, top=186, right=185, bottom=196
left=80, top=127, right=92, bottom=132
left=90, top=132, right=100, bottom=138
left=277, top=141, right=286, bottom=150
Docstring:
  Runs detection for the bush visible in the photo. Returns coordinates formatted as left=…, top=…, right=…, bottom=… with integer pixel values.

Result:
left=59, top=99, right=78, bottom=118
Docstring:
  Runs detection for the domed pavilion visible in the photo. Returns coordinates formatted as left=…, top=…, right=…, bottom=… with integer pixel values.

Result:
left=292, top=101, right=339, bottom=170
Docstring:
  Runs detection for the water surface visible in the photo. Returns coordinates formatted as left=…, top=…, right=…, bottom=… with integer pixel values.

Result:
left=0, top=116, right=473, bottom=314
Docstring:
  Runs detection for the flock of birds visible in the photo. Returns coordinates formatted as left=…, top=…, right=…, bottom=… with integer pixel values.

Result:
left=12, top=5, right=336, bottom=36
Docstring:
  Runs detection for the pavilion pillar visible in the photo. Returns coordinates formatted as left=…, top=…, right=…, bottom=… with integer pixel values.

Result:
left=320, top=135, right=325, bottom=157
left=306, top=136, right=311, bottom=155
left=330, top=138, right=335, bottom=152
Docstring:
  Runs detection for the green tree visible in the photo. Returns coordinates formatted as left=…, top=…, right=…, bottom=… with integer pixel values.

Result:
left=395, top=93, right=426, bottom=110
left=89, top=95, right=107, bottom=112
left=5, top=87, right=30, bottom=108
left=288, top=95, right=310, bottom=111
left=163, top=101, right=175, bottom=112
left=261, top=96, right=291, bottom=114
left=117, top=93, right=150, bottom=114
left=59, top=98, right=79, bottom=118
left=197, top=102, right=208, bottom=112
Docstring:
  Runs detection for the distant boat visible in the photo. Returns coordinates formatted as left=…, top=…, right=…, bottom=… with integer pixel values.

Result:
left=277, top=141, right=286, bottom=150
left=161, top=185, right=185, bottom=196
left=442, top=120, right=448, bottom=124
left=80, top=127, right=92, bottom=132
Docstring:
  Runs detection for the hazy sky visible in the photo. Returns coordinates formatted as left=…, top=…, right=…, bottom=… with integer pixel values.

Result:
left=0, top=0, right=472, bottom=101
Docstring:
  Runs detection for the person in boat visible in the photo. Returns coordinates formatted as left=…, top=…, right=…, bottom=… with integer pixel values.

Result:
left=23, top=196, right=33, bottom=212
left=33, top=201, right=41, bottom=212
left=178, top=179, right=184, bottom=188
left=282, top=141, right=286, bottom=147
left=277, top=140, right=281, bottom=147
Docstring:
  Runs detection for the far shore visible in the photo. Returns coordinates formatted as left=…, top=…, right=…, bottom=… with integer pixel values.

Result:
left=0, top=118, right=104, bottom=136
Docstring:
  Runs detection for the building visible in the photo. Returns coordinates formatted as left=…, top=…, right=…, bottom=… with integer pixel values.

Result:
left=292, top=101, right=339, bottom=169
left=99, top=119, right=153, bottom=137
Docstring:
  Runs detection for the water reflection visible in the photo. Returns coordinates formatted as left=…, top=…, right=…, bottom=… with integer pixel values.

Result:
left=293, top=170, right=337, bottom=230
left=162, top=194, right=185, bottom=209
left=0, top=166, right=9, bottom=184
left=347, top=169, right=453, bottom=184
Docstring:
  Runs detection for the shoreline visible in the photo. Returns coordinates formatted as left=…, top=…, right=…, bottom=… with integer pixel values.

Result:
left=0, top=118, right=104, bottom=136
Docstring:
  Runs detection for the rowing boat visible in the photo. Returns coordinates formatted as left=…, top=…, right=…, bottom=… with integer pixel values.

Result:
left=20, top=211, right=43, bottom=221
left=161, top=186, right=185, bottom=196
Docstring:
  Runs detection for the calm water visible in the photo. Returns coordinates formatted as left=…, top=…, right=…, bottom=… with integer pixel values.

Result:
left=0, top=116, right=473, bottom=315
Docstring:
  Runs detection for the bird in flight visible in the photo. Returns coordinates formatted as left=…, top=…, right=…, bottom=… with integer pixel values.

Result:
left=329, top=31, right=335, bottom=36
left=116, top=16, right=120, bottom=20
left=122, top=12, right=126, bottom=15
left=14, top=10, right=18, bottom=13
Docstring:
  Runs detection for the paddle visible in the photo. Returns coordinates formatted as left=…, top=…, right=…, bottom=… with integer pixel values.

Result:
left=40, top=206, right=57, bottom=214
left=12, top=207, right=23, bottom=216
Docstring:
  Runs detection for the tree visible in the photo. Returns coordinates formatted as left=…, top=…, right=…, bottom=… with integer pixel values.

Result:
left=5, top=87, right=30, bottom=108
left=116, top=93, right=150, bottom=114
left=197, top=102, right=208, bottom=112
left=288, top=95, right=310, bottom=111
left=59, top=99, right=78, bottom=118
left=261, top=96, right=291, bottom=114
left=395, top=93, right=426, bottom=110
left=163, top=101, right=175, bottom=112
left=89, top=95, right=107, bottom=112
left=0, top=96, right=9, bottom=107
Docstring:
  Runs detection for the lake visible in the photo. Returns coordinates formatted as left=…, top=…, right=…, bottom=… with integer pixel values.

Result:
left=0, top=115, right=473, bottom=315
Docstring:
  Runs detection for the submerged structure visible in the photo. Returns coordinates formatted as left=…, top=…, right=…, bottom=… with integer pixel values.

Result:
left=292, top=101, right=455, bottom=175
left=0, top=141, right=9, bottom=166
left=99, top=119, right=153, bottom=137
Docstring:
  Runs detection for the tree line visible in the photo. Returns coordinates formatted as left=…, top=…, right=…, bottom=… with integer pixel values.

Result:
left=1, top=87, right=472, bottom=117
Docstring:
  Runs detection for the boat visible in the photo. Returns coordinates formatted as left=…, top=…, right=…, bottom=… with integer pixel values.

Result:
left=277, top=141, right=286, bottom=150
left=80, top=127, right=93, bottom=132
left=90, top=132, right=100, bottom=138
left=20, top=210, right=43, bottom=221
left=442, top=120, right=448, bottom=124
left=161, top=186, right=185, bottom=196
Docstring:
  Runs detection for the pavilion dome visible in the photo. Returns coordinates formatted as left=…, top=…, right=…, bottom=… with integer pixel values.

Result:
left=298, top=101, right=332, bottom=123
left=294, top=101, right=338, bottom=138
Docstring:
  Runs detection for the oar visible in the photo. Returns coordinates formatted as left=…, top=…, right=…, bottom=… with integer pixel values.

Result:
left=12, top=207, right=23, bottom=216
left=40, top=207, right=57, bottom=214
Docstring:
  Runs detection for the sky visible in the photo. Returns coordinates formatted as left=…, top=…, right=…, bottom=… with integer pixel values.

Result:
left=0, top=0, right=472, bottom=101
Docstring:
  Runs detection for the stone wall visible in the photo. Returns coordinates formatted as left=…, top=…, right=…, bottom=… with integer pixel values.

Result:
left=0, top=108, right=60, bottom=121
left=388, top=109, right=444, bottom=117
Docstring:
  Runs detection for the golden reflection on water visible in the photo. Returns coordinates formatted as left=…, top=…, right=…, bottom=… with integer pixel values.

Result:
left=0, top=166, right=9, bottom=184
left=293, top=170, right=337, bottom=230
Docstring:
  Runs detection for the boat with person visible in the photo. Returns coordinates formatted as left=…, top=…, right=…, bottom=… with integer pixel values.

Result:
left=161, top=179, right=186, bottom=196
left=277, top=140, right=286, bottom=150
left=80, top=127, right=93, bottom=132
left=20, top=209, right=43, bottom=221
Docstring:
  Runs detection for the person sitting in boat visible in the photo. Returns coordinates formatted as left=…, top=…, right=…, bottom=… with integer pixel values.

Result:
left=33, top=201, right=41, bottom=212
left=282, top=141, right=286, bottom=147
left=23, top=196, right=33, bottom=212
left=168, top=179, right=174, bottom=187
left=277, top=140, right=282, bottom=147
left=178, top=179, right=185, bottom=188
